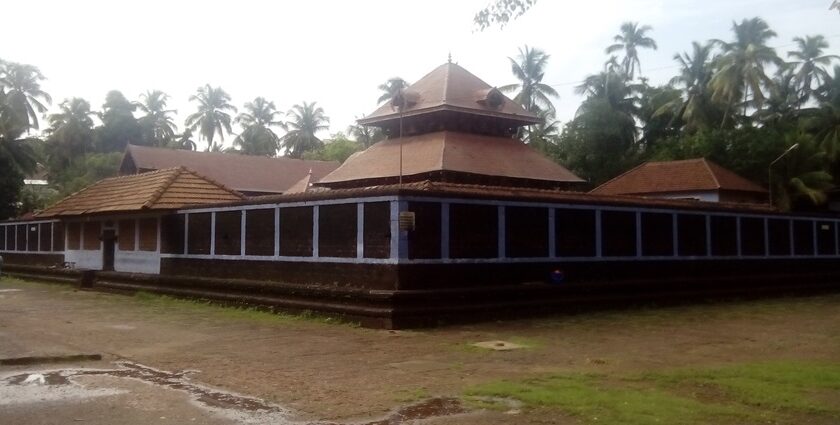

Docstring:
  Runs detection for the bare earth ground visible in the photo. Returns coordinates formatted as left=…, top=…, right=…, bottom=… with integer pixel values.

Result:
left=1, top=276, right=839, bottom=424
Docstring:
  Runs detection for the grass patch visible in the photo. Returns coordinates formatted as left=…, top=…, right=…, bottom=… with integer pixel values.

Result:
left=643, top=361, right=840, bottom=416
left=393, top=387, right=431, bottom=403
left=466, top=361, right=840, bottom=424
left=132, top=291, right=358, bottom=327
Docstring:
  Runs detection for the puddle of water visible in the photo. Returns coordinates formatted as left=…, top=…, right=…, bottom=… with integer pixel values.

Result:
left=0, top=362, right=467, bottom=425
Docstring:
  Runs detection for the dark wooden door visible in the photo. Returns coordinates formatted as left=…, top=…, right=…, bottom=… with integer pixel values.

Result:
left=102, top=229, right=116, bottom=271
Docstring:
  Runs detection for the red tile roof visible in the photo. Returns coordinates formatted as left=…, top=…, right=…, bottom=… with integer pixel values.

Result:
left=38, top=167, right=244, bottom=217
left=233, top=180, right=779, bottom=215
left=121, top=145, right=339, bottom=195
left=591, top=158, right=767, bottom=196
left=316, top=131, right=583, bottom=186
left=358, top=62, right=540, bottom=126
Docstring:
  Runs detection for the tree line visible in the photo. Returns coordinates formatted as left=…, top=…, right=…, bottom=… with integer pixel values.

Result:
left=507, top=18, right=839, bottom=211
left=1, top=16, right=838, bottom=217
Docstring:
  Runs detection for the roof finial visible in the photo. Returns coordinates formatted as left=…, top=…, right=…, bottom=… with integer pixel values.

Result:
left=447, top=52, right=452, bottom=64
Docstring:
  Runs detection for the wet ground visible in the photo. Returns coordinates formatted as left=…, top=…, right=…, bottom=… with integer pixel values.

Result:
left=2, top=277, right=840, bottom=424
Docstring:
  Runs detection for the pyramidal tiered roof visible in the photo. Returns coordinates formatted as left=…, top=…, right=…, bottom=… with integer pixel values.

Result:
left=38, top=167, right=244, bottom=217
left=359, top=62, right=540, bottom=126
left=318, top=62, right=583, bottom=189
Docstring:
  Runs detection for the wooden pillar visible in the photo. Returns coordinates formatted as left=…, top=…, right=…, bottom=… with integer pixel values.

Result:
left=240, top=210, right=246, bottom=257
left=497, top=205, right=506, bottom=259
left=209, top=212, right=216, bottom=256
left=735, top=216, right=742, bottom=257
left=706, top=215, right=712, bottom=257
left=789, top=220, right=795, bottom=256
left=274, top=207, right=280, bottom=257
left=635, top=212, right=642, bottom=257
left=672, top=213, right=679, bottom=257
left=312, top=205, right=319, bottom=258
left=183, top=214, right=189, bottom=255
left=548, top=208, right=556, bottom=258
left=763, top=218, right=769, bottom=257
left=595, top=210, right=603, bottom=258
left=356, top=203, right=364, bottom=259
left=441, top=202, right=450, bottom=259
left=812, top=220, right=818, bottom=256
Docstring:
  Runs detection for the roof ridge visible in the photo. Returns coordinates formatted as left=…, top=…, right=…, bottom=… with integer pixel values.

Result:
left=699, top=158, right=722, bottom=189
left=143, top=167, right=183, bottom=209
left=441, top=63, right=451, bottom=103
left=590, top=161, right=648, bottom=193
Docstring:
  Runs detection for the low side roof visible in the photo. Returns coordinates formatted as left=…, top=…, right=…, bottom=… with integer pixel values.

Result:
left=316, top=131, right=583, bottom=185
left=122, top=145, right=340, bottom=194
left=358, top=62, right=540, bottom=126
left=591, top=158, right=767, bottom=196
left=38, top=167, right=244, bottom=217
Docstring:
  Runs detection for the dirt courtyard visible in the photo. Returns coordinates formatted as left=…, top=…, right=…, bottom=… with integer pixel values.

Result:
left=1, top=276, right=839, bottom=424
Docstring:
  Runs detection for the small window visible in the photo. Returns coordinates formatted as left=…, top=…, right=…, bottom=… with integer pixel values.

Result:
left=319, top=204, right=357, bottom=258
left=214, top=211, right=242, bottom=256
left=793, top=220, right=815, bottom=256
left=364, top=202, right=391, bottom=259
left=641, top=213, right=673, bottom=256
left=27, top=224, right=39, bottom=251
left=39, top=223, right=52, bottom=252
left=82, top=222, right=101, bottom=250
left=555, top=208, right=596, bottom=257
left=138, top=218, right=158, bottom=251
left=816, top=221, right=836, bottom=256
left=53, top=222, right=65, bottom=251
left=506, top=206, right=548, bottom=258
left=15, top=224, right=25, bottom=251
left=740, top=217, right=766, bottom=256
left=279, top=206, right=313, bottom=257
left=768, top=219, right=791, bottom=256
left=0, top=225, right=6, bottom=250
left=245, top=209, right=275, bottom=256
left=450, top=203, right=498, bottom=259
left=407, top=202, right=441, bottom=259
left=67, top=222, right=81, bottom=250
left=118, top=220, right=136, bottom=251
left=601, top=210, right=636, bottom=257
left=710, top=216, right=737, bottom=256
left=677, top=214, right=707, bottom=257
left=160, top=214, right=185, bottom=254
left=187, top=213, right=212, bottom=255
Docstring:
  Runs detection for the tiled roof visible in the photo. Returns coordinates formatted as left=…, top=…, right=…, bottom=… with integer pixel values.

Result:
left=121, top=145, right=339, bottom=195
left=228, top=180, right=779, bottom=215
left=316, top=131, right=583, bottom=186
left=358, top=62, right=540, bottom=126
left=591, top=158, right=767, bottom=196
left=38, top=167, right=244, bottom=217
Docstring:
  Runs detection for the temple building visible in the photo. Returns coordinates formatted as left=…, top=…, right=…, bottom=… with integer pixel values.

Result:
left=317, top=62, right=583, bottom=190
left=1, top=62, right=839, bottom=328
left=120, top=145, right=339, bottom=196
left=591, top=158, right=768, bottom=204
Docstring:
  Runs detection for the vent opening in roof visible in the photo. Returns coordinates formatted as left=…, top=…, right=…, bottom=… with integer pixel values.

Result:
left=477, top=87, right=505, bottom=109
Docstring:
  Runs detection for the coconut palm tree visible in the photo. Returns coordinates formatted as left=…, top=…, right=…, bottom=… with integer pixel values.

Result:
left=500, top=45, right=559, bottom=113
left=787, top=35, right=839, bottom=106
left=233, top=97, right=282, bottom=156
left=136, top=90, right=177, bottom=147
left=348, top=121, right=385, bottom=149
left=655, top=42, right=721, bottom=131
left=171, top=129, right=197, bottom=151
left=709, top=17, right=782, bottom=126
left=0, top=62, right=52, bottom=131
left=605, top=22, right=658, bottom=80
left=44, top=98, right=97, bottom=170
left=185, top=84, right=237, bottom=151
left=377, top=78, right=408, bottom=104
left=281, top=101, right=329, bottom=158
left=770, top=134, right=834, bottom=211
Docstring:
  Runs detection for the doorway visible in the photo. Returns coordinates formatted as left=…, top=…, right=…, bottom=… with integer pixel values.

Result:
left=102, top=229, right=116, bottom=271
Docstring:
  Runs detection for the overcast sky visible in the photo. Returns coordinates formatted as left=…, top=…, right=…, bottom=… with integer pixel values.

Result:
left=2, top=0, right=839, bottom=148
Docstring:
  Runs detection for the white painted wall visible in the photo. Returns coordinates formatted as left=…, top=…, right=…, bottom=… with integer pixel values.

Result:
left=115, top=249, right=160, bottom=274
left=65, top=249, right=102, bottom=270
